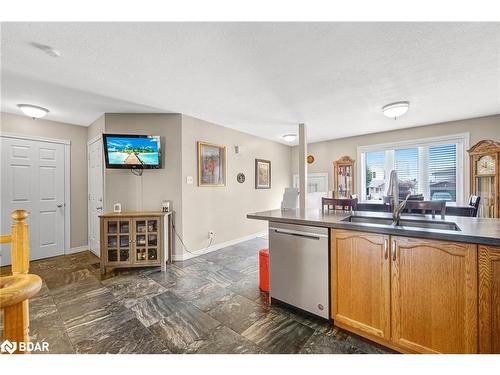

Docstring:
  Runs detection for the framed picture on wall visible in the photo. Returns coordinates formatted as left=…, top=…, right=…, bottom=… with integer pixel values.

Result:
left=197, top=141, right=226, bottom=186
left=255, top=159, right=271, bottom=189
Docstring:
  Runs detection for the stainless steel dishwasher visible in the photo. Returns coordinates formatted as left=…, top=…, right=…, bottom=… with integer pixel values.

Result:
left=268, top=222, right=329, bottom=319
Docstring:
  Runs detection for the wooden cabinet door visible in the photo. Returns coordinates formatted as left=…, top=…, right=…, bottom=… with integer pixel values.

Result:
left=391, top=237, right=478, bottom=353
left=132, top=217, right=161, bottom=265
left=479, top=245, right=500, bottom=353
left=331, top=229, right=391, bottom=341
left=103, top=218, right=132, bottom=265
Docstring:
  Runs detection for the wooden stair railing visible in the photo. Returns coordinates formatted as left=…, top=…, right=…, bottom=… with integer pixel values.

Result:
left=0, top=210, right=42, bottom=354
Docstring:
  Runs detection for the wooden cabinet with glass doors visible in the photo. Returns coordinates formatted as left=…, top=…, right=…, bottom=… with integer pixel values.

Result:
left=468, top=140, right=500, bottom=218
left=100, top=211, right=173, bottom=275
left=333, top=156, right=355, bottom=198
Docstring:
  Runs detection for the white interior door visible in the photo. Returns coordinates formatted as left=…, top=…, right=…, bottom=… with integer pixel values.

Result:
left=1, top=136, right=66, bottom=265
left=88, top=138, right=104, bottom=256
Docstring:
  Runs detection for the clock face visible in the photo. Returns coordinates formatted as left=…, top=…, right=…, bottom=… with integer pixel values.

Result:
left=477, top=155, right=496, bottom=175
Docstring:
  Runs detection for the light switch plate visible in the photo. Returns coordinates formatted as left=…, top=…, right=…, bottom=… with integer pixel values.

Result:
left=186, top=176, right=194, bottom=184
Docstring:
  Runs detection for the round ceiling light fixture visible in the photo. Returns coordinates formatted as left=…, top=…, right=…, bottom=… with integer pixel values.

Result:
left=17, top=104, right=50, bottom=119
left=283, top=134, right=297, bottom=143
left=382, top=101, right=410, bottom=119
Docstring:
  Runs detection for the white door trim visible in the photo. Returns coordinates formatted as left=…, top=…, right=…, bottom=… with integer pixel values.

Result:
left=0, top=132, right=71, bottom=145
left=87, top=135, right=105, bottom=257
left=0, top=132, right=71, bottom=254
left=87, top=134, right=102, bottom=146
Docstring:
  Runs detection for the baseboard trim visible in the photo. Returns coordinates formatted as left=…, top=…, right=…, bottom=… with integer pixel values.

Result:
left=172, top=231, right=267, bottom=261
left=68, top=244, right=89, bottom=254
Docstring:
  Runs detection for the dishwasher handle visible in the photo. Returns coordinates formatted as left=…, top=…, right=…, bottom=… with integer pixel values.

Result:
left=270, top=227, right=328, bottom=240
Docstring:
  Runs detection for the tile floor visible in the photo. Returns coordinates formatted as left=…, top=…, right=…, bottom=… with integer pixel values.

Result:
left=1, top=237, right=393, bottom=354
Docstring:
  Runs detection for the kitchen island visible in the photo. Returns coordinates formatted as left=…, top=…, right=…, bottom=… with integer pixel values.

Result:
left=247, top=209, right=500, bottom=354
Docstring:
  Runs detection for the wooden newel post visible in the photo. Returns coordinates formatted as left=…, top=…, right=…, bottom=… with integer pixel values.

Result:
left=10, top=209, right=30, bottom=275
left=4, top=209, right=31, bottom=353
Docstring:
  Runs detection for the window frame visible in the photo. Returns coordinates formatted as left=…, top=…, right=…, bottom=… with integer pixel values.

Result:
left=357, top=132, right=470, bottom=203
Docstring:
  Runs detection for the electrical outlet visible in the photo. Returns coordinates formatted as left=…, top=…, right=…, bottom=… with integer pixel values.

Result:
left=208, top=230, right=215, bottom=239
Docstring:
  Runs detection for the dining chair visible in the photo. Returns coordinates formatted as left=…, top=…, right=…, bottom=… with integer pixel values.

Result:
left=322, top=197, right=358, bottom=211
left=468, top=195, right=481, bottom=217
left=405, top=200, right=446, bottom=219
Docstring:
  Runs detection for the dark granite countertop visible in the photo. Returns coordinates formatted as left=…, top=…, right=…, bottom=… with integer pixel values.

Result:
left=247, top=209, right=500, bottom=247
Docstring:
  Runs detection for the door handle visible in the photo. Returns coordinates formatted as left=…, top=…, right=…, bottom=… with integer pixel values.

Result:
left=392, top=239, right=397, bottom=261
left=384, top=238, right=388, bottom=260
left=57, top=204, right=63, bottom=208
left=96, top=206, right=103, bottom=210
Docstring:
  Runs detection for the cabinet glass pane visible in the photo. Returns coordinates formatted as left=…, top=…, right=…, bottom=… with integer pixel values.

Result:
left=136, top=234, right=146, bottom=246
left=477, top=176, right=496, bottom=218
left=147, top=220, right=158, bottom=232
left=136, top=248, right=146, bottom=261
left=148, top=248, right=158, bottom=260
left=120, top=235, right=129, bottom=248
left=108, top=222, right=118, bottom=234
left=120, top=221, right=129, bottom=233
left=136, top=220, right=146, bottom=233
left=107, top=236, right=117, bottom=248
left=148, top=234, right=157, bottom=246
left=120, top=249, right=129, bottom=262
left=108, top=249, right=117, bottom=262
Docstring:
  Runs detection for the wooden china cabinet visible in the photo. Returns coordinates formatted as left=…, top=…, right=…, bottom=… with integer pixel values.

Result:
left=99, top=211, right=172, bottom=275
left=468, top=140, right=500, bottom=218
left=333, top=156, right=355, bottom=198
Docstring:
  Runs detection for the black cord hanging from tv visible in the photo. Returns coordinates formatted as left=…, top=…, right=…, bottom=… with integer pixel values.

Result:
left=131, top=166, right=144, bottom=176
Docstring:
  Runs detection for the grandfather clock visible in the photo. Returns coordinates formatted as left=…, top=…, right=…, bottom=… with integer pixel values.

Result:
left=468, top=140, right=500, bottom=218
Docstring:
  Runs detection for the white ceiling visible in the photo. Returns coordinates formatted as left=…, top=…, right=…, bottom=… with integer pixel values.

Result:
left=1, top=22, right=499, bottom=144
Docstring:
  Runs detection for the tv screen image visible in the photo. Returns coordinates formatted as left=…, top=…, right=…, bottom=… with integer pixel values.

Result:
left=103, top=134, right=161, bottom=169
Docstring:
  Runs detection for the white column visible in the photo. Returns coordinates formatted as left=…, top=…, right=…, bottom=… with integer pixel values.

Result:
left=298, top=123, right=307, bottom=210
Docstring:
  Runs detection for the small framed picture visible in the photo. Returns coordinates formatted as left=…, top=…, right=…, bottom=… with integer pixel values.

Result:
left=255, top=159, right=271, bottom=189
left=198, top=141, right=226, bottom=187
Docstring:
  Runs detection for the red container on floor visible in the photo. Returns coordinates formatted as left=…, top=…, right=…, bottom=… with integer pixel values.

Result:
left=259, top=248, right=269, bottom=292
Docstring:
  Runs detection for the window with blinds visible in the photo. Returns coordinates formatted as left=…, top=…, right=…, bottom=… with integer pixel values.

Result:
left=359, top=134, right=466, bottom=203
left=428, top=144, right=457, bottom=201
left=395, top=148, right=418, bottom=197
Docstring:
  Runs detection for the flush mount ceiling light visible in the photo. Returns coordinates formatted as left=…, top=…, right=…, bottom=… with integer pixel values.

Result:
left=283, top=134, right=297, bottom=143
left=17, top=104, right=50, bottom=119
left=382, top=101, right=410, bottom=119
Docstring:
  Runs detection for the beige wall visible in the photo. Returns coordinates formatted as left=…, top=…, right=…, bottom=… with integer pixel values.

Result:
left=291, top=114, right=500, bottom=199
left=103, top=114, right=184, bottom=253
left=180, top=115, right=292, bottom=254
left=0, top=112, right=89, bottom=248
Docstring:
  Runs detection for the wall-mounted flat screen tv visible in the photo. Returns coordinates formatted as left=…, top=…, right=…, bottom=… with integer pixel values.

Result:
left=103, top=134, right=161, bottom=169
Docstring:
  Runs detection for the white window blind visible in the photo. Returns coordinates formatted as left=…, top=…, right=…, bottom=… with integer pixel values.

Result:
left=395, top=148, right=418, bottom=196
left=428, top=144, right=457, bottom=201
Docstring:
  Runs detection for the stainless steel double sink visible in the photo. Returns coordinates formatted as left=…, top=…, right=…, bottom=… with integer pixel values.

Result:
left=342, top=215, right=462, bottom=231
